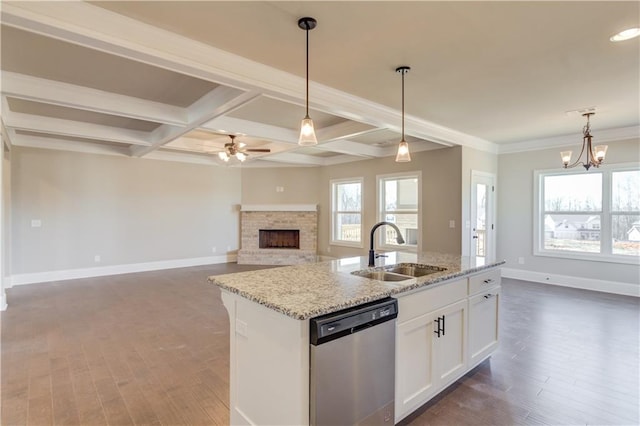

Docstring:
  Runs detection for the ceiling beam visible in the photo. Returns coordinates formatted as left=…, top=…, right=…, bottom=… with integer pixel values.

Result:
left=4, top=112, right=152, bottom=146
left=313, top=140, right=385, bottom=157
left=131, top=86, right=260, bottom=157
left=1, top=1, right=497, bottom=153
left=202, top=116, right=299, bottom=145
left=11, top=132, right=130, bottom=157
left=316, top=121, right=377, bottom=142
left=259, top=152, right=326, bottom=166
left=1, top=72, right=188, bottom=126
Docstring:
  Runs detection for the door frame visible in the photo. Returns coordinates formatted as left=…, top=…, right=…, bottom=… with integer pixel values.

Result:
left=470, top=170, right=496, bottom=264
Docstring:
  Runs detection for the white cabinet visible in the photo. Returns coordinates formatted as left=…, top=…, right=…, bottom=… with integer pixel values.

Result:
left=468, top=287, right=500, bottom=368
left=395, top=280, right=468, bottom=422
left=394, top=268, right=502, bottom=423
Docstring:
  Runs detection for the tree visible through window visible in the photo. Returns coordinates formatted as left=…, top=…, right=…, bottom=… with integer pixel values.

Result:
left=378, top=173, right=420, bottom=248
left=331, top=179, right=363, bottom=246
left=536, top=165, right=640, bottom=260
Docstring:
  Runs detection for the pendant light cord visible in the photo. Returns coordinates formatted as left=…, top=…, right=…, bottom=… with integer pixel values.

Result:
left=305, top=24, right=310, bottom=118
left=401, top=70, right=405, bottom=140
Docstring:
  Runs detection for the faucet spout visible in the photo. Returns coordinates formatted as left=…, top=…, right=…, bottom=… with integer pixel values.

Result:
left=368, top=221, right=405, bottom=266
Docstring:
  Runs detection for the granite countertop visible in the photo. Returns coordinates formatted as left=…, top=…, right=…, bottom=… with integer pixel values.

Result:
left=208, top=252, right=505, bottom=320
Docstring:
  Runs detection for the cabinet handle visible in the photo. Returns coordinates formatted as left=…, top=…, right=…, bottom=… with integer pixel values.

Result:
left=434, top=317, right=441, bottom=337
left=483, top=278, right=494, bottom=284
left=484, top=293, right=495, bottom=299
left=441, top=315, right=445, bottom=336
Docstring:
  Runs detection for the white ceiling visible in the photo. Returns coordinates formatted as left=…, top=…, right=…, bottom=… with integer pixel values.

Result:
left=1, top=1, right=638, bottom=167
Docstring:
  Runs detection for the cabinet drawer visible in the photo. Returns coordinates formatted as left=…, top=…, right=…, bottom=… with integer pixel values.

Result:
left=468, top=268, right=501, bottom=295
left=396, top=278, right=467, bottom=323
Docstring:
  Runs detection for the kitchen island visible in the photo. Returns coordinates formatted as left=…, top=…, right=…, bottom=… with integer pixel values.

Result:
left=209, top=252, right=504, bottom=425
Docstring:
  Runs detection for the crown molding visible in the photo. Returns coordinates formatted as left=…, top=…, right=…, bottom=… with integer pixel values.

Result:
left=498, top=125, right=640, bottom=154
left=1, top=1, right=498, bottom=154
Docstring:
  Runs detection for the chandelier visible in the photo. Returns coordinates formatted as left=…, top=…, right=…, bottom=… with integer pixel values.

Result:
left=561, top=112, right=608, bottom=170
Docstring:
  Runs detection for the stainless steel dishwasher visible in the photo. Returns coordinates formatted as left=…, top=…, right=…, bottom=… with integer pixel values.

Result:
left=310, top=298, right=397, bottom=426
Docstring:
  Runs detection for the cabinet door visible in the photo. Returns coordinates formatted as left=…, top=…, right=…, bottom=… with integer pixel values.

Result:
left=395, top=312, right=438, bottom=421
left=468, top=287, right=500, bottom=367
left=433, top=299, right=468, bottom=387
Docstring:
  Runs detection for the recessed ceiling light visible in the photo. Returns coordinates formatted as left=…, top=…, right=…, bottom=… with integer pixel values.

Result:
left=610, top=28, right=640, bottom=42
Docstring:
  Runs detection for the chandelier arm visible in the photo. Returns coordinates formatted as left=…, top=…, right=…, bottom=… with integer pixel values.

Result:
left=564, top=136, right=588, bottom=169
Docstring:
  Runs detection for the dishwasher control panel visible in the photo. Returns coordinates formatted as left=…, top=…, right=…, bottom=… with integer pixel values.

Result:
left=310, top=298, right=398, bottom=345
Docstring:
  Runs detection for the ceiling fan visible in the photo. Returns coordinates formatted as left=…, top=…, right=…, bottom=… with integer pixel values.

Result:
left=217, top=135, right=271, bottom=162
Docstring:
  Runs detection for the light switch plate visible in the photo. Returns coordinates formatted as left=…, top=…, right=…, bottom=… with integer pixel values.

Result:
left=31, top=219, right=42, bottom=228
left=449, top=220, right=455, bottom=228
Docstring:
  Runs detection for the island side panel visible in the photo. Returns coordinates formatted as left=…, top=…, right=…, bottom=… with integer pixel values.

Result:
left=221, top=290, right=310, bottom=425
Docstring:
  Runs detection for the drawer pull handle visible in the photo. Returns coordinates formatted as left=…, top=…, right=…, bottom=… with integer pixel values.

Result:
left=483, top=278, right=494, bottom=284
left=484, top=293, right=495, bottom=299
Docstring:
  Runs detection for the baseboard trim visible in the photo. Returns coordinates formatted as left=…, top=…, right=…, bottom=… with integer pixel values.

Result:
left=8, top=255, right=238, bottom=287
left=501, top=267, right=640, bottom=297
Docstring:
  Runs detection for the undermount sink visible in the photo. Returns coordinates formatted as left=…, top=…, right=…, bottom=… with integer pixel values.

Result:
left=352, top=263, right=447, bottom=282
left=384, top=263, right=447, bottom=277
left=355, top=270, right=413, bottom=282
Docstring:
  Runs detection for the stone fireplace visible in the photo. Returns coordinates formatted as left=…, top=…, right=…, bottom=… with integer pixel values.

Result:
left=237, top=204, right=317, bottom=265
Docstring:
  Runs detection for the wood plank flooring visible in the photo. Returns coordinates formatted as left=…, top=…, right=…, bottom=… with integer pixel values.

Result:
left=2, top=264, right=638, bottom=425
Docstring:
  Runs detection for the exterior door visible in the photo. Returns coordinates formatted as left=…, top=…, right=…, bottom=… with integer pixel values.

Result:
left=470, top=171, right=496, bottom=266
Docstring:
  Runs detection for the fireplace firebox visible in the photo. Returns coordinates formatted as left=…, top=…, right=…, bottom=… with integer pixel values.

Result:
left=259, top=229, right=300, bottom=249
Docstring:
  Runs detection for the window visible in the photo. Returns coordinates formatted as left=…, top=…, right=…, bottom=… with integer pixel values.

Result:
left=378, top=172, right=421, bottom=250
left=534, top=164, right=640, bottom=263
left=331, top=178, right=363, bottom=247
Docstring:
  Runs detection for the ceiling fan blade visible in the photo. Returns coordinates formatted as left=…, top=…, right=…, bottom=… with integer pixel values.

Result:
left=245, top=148, right=271, bottom=153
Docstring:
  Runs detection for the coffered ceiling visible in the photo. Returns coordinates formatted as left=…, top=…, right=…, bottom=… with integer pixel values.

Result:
left=1, top=1, right=638, bottom=167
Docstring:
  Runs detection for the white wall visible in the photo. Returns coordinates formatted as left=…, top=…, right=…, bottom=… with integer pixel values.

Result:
left=11, top=147, right=241, bottom=280
left=497, top=138, right=640, bottom=294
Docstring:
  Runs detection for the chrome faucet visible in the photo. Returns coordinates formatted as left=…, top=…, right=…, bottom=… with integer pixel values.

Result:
left=368, top=221, right=405, bottom=266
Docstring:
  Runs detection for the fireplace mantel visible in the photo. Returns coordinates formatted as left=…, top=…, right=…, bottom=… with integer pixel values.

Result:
left=240, top=204, right=317, bottom=212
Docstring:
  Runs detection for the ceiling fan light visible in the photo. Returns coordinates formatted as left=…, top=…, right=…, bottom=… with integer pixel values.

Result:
left=218, top=151, right=229, bottom=162
left=560, top=150, right=572, bottom=167
left=236, top=152, right=247, bottom=162
left=298, top=117, right=318, bottom=146
left=395, top=140, right=411, bottom=162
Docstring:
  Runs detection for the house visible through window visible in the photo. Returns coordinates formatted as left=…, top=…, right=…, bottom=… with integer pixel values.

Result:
left=331, top=178, right=363, bottom=247
left=378, top=172, right=421, bottom=250
left=535, top=165, right=640, bottom=262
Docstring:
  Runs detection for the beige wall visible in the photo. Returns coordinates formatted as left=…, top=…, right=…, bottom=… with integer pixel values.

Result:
left=497, top=138, right=640, bottom=285
left=461, top=146, right=499, bottom=257
left=240, top=167, right=321, bottom=205
left=316, top=147, right=463, bottom=259
left=12, top=147, right=242, bottom=274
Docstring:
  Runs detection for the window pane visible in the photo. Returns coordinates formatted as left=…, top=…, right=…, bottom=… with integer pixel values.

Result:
left=397, top=178, right=418, bottom=209
left=334, top=213, right=361, bottom=242
left=544, top=214, right=601, bottom=253
left=544, top=174, right=602, bottom=212
left=612, top=171, right=640, bottom=212
left=382, top=213, right=418, bottom=246
left=336, top=182, right=361, bottom=211
left=612, top=214, right=640, bottom=256
left=384, top=180, right=397, bottom=211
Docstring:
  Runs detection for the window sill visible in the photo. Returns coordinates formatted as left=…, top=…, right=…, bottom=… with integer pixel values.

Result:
left=330, top=241, right=363, bottom=249
left=534, top=249, right=640, bottom=265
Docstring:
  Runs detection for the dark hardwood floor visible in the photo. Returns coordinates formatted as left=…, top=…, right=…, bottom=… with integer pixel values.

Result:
left=1, top=264, right=638, bottom=425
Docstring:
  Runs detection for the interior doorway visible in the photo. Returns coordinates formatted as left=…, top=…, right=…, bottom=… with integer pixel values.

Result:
left=470, top=171, right=496, bottom=266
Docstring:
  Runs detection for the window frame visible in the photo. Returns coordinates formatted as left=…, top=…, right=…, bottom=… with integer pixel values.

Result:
left=330, top=177, right=364, bottom=248
left=376, top=171, right=422, bottom=252
left=533, top=163, right=640, bottom=265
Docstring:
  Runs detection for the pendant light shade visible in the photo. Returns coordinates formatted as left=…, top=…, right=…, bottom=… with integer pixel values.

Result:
left=298, top=17, right=318, bottom=146
left=395, top=66, right=411, bottom=162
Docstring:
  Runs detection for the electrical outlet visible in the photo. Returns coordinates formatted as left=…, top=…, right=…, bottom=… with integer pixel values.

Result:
left=518, top=257, right=525, bottom=265
left=276, top=186, right=284, bottom=192
left=31, top=219, right=42, bottom=228
left=212, top=247, right=217, bottom=253
left=235, top=319, right=248, bottom=337
left=227, top=245, right=232, bottom=252
left=449, top=220, right=455, bottom=228
left=94, top=255, right=101, bottom=263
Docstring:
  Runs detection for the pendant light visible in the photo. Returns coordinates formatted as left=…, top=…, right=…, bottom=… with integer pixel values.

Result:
left=395, top=66, right=411, bottom=162
left=298, top=17, right=318, bottom=146
left=560, top=112, right=608, bottom=170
